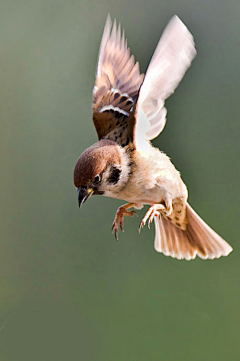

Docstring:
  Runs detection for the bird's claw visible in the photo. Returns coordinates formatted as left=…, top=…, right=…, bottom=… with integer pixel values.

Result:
left=138, top=221, right=145, bottom=233
left=139, top=204, right=164, bottom=233
left=111, top=207, right=137, bottom=240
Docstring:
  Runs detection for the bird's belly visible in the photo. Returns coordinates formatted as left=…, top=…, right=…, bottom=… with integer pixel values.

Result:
left=118, top=183, right=167, bottom=206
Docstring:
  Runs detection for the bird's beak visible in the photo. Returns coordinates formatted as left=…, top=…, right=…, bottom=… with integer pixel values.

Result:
left=77, top=187, right=94, bottom=208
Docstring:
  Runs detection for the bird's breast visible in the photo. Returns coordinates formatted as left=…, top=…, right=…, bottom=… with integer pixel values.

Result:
left=123, top=147, right=187, bottom=200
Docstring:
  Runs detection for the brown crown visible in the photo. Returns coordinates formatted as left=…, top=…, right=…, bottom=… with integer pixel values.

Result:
left=73, top=139, right=121, bottom=187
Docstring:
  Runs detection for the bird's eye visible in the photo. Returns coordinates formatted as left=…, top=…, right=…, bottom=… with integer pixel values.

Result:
left=94, top=174, right=101, bottom=184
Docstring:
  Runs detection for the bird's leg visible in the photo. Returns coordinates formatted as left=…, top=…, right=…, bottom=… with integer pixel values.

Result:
left=164, top=198, right=173, bottom=217
left=112, top=203, right=137, bottom=240
left=139, top=204, right=165, bottom=232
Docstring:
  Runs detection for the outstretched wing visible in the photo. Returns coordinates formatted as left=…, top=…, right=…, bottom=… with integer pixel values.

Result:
left=92, top=15, right=144, bottom=146
left=134, top=15, right=196, bottom=151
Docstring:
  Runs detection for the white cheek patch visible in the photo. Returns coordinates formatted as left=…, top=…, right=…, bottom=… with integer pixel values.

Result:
left=119, top=146, right=131, bottom=185
left=100, top=145, right=131, bottom=193
left=101, top=167, right=111, bottom=184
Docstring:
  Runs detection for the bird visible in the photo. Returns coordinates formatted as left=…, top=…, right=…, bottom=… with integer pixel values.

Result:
left=73, top=14, right=233, bottom=260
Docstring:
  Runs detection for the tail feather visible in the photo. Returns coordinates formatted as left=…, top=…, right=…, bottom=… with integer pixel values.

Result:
left=154, top=203, right=233, bottom=260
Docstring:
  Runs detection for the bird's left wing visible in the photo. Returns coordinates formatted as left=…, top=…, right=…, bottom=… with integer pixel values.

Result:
left=92, top=15, right=144, bottom=145
left=134, top=15, right=196, bottom=151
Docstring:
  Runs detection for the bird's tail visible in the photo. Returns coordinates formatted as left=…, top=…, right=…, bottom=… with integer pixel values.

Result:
left=154, top=203, right=233, bottom=260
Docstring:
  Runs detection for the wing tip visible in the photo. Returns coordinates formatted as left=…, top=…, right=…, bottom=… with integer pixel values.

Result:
left=103, top=14, right=112, bottom=40
left=106, top=13, right=112, bottom=27
left=168, top=14, right=191, bottom=32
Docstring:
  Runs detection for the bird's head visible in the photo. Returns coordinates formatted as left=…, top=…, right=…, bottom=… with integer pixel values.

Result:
left=74, top=139, right=131, bottom=207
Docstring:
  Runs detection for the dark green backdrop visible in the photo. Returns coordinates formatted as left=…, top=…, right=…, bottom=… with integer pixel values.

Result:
left=0, top=0, right=239, bottom=360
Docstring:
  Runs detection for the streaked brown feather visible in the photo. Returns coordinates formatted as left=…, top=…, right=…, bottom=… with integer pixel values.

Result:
left=92, top=15, right=144, bottom=145
left=166, top=199, right=188, bottom=230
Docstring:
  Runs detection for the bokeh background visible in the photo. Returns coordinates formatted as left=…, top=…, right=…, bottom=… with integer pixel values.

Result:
left=1, top=0, right=240, bottom=360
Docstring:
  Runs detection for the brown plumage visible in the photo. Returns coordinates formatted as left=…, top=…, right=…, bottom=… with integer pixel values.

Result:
left=92, top=16, right=143, bottom=144
left=73, top=15, right=233, bottom=260
left=74, top=139, right=121, bottom=187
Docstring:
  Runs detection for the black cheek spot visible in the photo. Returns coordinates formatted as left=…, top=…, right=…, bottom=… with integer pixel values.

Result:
left=107, top=167, right=121, bottom=184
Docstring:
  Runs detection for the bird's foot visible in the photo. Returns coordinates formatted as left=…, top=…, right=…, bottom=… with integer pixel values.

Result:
left=139, top=204, right=165, bottom=232
left=164, top=199, right=173, bottom=217
left=112, top=203, right=137, bottom=240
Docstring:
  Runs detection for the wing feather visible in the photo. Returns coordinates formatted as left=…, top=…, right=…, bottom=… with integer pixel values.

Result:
left=92, top=15, right=144, bottom=143
left=135, top=15, right=196, bottom=150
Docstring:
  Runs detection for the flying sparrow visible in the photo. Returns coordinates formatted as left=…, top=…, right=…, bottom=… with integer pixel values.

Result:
left=73, top=15, right=233, bottom=260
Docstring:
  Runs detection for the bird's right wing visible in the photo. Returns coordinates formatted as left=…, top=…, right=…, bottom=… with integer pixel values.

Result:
left=134, top=15, right=196, bottom=151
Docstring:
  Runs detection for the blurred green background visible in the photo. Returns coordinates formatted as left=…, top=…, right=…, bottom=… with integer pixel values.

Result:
left=0, top=0, right=239, bottom=360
